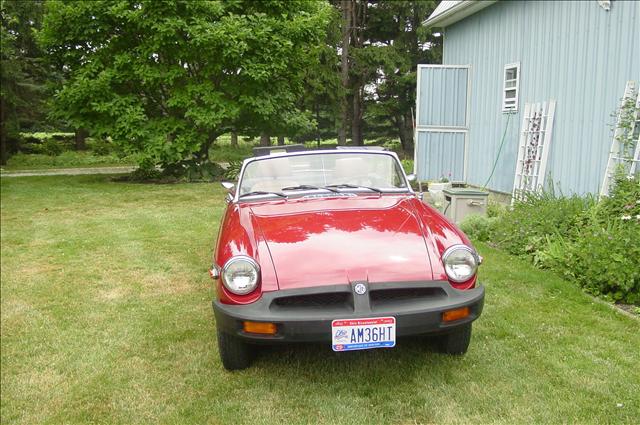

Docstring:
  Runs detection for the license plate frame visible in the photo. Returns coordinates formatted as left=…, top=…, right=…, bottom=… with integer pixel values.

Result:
left=331, top=316, right=396, bottom=352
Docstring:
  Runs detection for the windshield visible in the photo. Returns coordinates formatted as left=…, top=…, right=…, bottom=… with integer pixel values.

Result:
left=238, top=152, right=408, bottom=197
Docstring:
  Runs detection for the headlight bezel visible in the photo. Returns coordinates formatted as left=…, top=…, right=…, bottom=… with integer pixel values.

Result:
left=221, top=255, right=260, bottom=295
left=442, top=245, right=479, bottom=283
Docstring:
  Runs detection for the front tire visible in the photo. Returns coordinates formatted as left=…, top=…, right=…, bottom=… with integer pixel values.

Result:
left=437, top=323, right=472, bottom=355
left=217, top=330, right=254, bottom=370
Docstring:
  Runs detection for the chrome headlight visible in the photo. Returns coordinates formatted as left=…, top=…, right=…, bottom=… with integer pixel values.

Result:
left=442, top=245, right=479, bottom=283
left=221, top=256, right=260, bottom=295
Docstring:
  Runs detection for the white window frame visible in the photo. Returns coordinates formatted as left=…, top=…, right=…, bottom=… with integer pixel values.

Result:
left=502, top=62, right=520, bottom=112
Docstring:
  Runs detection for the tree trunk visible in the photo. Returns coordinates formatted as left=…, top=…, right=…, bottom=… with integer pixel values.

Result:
left=403, top=110, right=414, bottom=153
left=352, top=87, right=363, bottom=146
left=316, top=102, right=321, bottom=148
left=230, top=132, right=238, bottom=147
left=277, top=136, right=285, bottom=146
left=349, top=0, right=366, bottom=146
left=338, top=0, right=352, bottom=146
left=396, top=113, right=414, bottom=153
left=396, top=116, right=407, bottom=151
left=74, top=128, right=88, bottom=150
left=260, top=133, right=271, bottom=147
left=197, top=132, right=218, bottom=161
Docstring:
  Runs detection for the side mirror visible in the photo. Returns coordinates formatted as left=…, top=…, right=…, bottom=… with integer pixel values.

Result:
left=221, top=182, right=235, bottom=203
left=406, top=174, right=416, bottom=182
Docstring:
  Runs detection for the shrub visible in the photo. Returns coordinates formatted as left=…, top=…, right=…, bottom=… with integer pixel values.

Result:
left=401, top=159, right=413, bottom=176
left=382, top=139, right=401, bottom=152
left=224, top=160, right=243, bottom=181
left=595, top=173, right=640, bottom=223
left=459, top=214, right=496, bottom=242
left=487, top=201, right=507, bottom=218
left=162, top=159, right=224, bottom=182
left=538, top=221, right=640, bottom=304
left=125, top=167, right=164, bottom=182
left=90, top=138, right=115, bottom=156
left=40, top=138, right=64, bottom=156
left=18, top=132, right=74, bottom=155
left=487, top=177, right=640, bottom=305
left=491, top=190, right=594, bottom=256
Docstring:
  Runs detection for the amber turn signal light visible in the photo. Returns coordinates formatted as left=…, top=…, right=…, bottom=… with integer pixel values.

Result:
left=243, top=321, right=277, bottom=335
left=442, top=307, right=470, bottom=322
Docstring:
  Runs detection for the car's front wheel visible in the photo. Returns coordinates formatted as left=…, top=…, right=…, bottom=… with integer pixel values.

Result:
left=217, top=330, right=254, bottom=370
left=437, top=323, right=472, bottom=355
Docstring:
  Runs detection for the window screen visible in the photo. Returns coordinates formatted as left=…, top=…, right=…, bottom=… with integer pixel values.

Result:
left=502, top=63, right=520, bottom=112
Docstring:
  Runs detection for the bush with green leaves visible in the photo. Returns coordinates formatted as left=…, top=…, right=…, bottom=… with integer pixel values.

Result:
left=124, top=167, right=164, bottom=182
left=18, top=132, right=74, bottom=155
left=537, top=220, right=639, bottom=304
left=40, top=138, right=64, bottom=156
left=465, top=175, right=639, bottom=305
left=459, top=214, right=496, bottom=242
left=223, top=160, right=243, bottom=181
left=401, top=159, right=413, bottom=176
left=162, top=159, right=224, bottom=182
left=595, top=173, right=640, bottom=223
left=490, top=189, right=594, bottom=256
left=87, top=138, right=115, bottom=156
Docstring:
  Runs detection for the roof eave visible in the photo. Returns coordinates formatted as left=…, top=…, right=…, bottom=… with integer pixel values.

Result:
left=425, top=0, right=497, bottom=28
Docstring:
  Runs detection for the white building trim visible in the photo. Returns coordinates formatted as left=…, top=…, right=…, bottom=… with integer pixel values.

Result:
left=425, top=0, right=497, bottom=28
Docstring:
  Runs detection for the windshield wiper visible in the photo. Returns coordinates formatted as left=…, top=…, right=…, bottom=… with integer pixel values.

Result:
left=323, top=183, right=383, bottom=193
left=238, top=191, right=287, bottom=199
left=281, top=185, right=340, bottom=193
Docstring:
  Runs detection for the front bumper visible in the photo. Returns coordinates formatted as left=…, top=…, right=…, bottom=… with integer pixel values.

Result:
left=212, top=280, right=484, bottom=343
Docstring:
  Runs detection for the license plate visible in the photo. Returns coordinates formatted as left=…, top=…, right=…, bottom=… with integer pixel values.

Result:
left=331, top=317, right=396, bottom=352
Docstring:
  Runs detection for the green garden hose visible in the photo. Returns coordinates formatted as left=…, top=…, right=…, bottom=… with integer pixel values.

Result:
left=481, top=112, right=514, bottom=190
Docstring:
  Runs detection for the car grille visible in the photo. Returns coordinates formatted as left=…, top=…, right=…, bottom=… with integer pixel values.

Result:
left=272, top=292, right=353, bottom=310
left=269, top=285, right=446, bottom=314
left=370, top=287, right=444, bottom=301
left=370, top=287, right=446, bottom=309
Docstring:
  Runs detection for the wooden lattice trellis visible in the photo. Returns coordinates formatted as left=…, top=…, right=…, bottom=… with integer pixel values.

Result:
left=512, top=101, right=557, bottom=202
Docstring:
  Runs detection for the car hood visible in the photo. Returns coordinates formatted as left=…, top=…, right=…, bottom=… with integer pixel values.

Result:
left=248, top=195, right=435, bottom=290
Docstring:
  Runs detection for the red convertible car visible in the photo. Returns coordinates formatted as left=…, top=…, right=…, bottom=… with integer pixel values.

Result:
left=210, top=148, right=484, bottom=370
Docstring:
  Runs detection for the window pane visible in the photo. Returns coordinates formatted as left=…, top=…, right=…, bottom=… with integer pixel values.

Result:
left=505, top=67, right=517, bottom=80
left=505, top=89, right=516, bottom=99
left=505, top=80, right=516, bottom=88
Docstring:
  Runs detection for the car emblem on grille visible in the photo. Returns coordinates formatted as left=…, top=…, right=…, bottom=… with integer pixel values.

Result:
left=354, top=283, right=367, bottom=295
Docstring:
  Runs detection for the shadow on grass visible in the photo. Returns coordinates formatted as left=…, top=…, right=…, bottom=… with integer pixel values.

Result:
left=241, top=334, right=463, bottom=385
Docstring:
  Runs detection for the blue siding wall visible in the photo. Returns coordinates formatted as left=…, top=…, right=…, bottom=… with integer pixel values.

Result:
left=440, top=0, right=640, bottom=194
left=418, top=67, right=468, bottom=127
left=415, top=132, right=465, bottom=181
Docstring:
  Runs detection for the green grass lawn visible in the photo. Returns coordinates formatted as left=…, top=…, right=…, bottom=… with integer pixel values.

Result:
left=1, top=176, right=638, bottom=424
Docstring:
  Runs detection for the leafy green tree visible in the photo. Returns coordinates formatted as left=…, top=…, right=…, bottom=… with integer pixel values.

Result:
left=0, top=0, right=48, bottom=164
left=293, top=5, right=342, bottom=145
left=362, top=0, right=441, bottom=152
left=40, top=0, right=331, bottom=169
left=329, top=1, right=440, bottom=151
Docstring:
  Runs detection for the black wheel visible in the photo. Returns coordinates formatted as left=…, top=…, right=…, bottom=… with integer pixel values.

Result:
left=217, top=330, right=254, bottom=370
left=437, top=323, right=472, bottom=355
